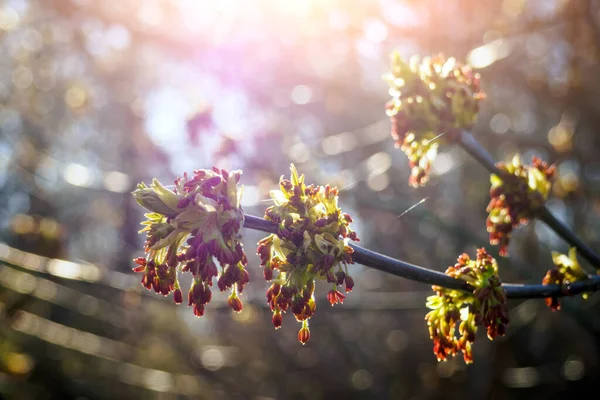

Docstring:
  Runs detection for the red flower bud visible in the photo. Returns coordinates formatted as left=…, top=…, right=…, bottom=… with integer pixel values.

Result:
left=193, top=303, right=205, bottom=317
left=335, top=271, right=346, bottom=285
left=173, top=288, right=183, bottom=304
left=344, top=275, right=354, bottom=293
left=298, top=326, right=310, bottom=345
left=271, top=283, right=281, bottom=297
left=327, top=289, right=346, bottom=306
left=239, top=269, right=250, bottom=287
left=263, top=267, right=273, bottom=281
left=272, top=312, right=283, bottom=329
left=545, top=296, right=561, bottom=311
left=228, top=295, right=243, bottom=313
left=132, top=265, right=147, bottom=273
left=134, top=257, right=146, bottom=265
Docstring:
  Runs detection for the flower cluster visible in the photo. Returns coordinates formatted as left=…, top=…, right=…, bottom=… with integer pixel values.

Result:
left=131, top=167, right=249, bottom=317
left=383, top=52, right=485, bottom=187
left=542, top=247, right=589, bottom=311
left=487, top=155, right=556, bottom=256
left=257, top=164, right=358, bottom=344
left=425, top=248, right=508, bottom=363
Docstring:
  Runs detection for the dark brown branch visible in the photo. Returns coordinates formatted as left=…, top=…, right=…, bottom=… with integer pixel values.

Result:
left=537, top=207, right=600, bottom=270
left=458, top=131, right=502, bottom=175
left=243, top=214, right=600, bottom=299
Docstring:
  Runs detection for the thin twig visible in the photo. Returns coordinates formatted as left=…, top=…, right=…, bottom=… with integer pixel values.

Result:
left=350, top=245, right=468, bottom=290
left=243, top=214, right=600, bottom=299
left=458, top=130, right=600, bottom=272
left=503, top=279, right=600, bottom=299
left=458, top=131, right=502, bottom=175
left=537, top=207, right=600, bottom=270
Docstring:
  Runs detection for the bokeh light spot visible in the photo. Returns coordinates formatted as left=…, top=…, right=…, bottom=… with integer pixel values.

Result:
left=323, top=132, right=357, bottom=155
left=562, top=357, right=584, bottom=381
left=288, top=142, right=311, bottom=163
left=4, top=352, right=34, bottom=375
left=21, top=28, right=43, bottom=52
left=366, top=152, right=391, bottom=173
left=201, top=347, right=226, bottom=371
left=39, top=218, right=60, bottom=239
left=105, top=24, right=131, bottom=50
left=143, top=369, right=173, bottom=392
left=490, top=113, right=511, bottom=134
left=231, top=303, right=256, bottom=323
left=64, top=163, right=94, bottom=187
left=104, top=170, right=131, bottom=193
left=14, top=271, right=37, bottom=294
left=65, top=85, right=88, bottom=109
left=0, top=6, right=19, bottom=30
left=432, top=153, right=455, bottom=175
left=467, top=39, right=511, bottom=69
left=386, top=330, right=408, bottom=352
left=11, top=213, right=35, bottom=234
left=363, top=18, right=387, bottom=43
left=351, top=369, right=373, bottom=390
left=291, top=85, right=312, bottom=105
left=502, top=367, right=540, bottom=388
left=367, top=171, right=389, bottom=191
left=12, top=66, right=34, bottom=89
left=47, top=259, right=82, bottom=280
left=548, top=125, right=573, bottom=152
left=502, top=0, right=525, bottom=18
left=240, top=185, right=260, bottom=207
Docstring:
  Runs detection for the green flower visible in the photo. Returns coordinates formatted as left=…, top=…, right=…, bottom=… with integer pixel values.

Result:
left=258, top=164, right=359, bottom=344
left=425, top=248, right=508, bottom=364
left=487, top=155, right=556, bottom=256
left=132, top=168, right=248, bottom=317
left=383, top=52, right=485, bottom=187
left=542, top=247, right=589, bottom=311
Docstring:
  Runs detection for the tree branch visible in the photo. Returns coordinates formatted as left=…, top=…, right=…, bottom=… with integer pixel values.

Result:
left=458, top=131, right=501, bottom=175
left=243, top=214, right=600, bottom=299
left=458, top=130, right=600, bottom=272
left=537, top=206, right=600, bottom=269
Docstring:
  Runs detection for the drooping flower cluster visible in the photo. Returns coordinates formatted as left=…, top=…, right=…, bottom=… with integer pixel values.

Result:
left=257, top=164, right=358, bottom=344
left=131, top=167, right=249, bottom=317
left=487, top=155, right=556, bottom=256
left=383, top=52, right=485, bottom=187
left=425, top=248, right=508, bottom=364
left=542, top=247, right=589, bottom=311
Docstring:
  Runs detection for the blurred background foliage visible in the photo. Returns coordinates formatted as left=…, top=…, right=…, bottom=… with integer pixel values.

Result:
left=1, top=0, right=600, bottom=398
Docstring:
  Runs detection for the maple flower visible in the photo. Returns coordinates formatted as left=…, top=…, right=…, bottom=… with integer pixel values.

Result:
left=542, top=247, right=589, bottom=311
left=131, top=167, right=248, bottom=317
left=487, top=155, right=556, bottom=256
left=298, top=320, right=311, bottom=345
left=258, top=164, right=359, bottom=344
left=383, top=52, right=485, bottom=187
left=425, top=248, right=508, bottom=364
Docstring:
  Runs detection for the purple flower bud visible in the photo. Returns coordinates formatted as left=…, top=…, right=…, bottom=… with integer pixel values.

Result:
left=272, top=311, right=283, bottom=329
left=228, top=295, right=243, bottom=313
left=173, top=288, right=183, bottom=304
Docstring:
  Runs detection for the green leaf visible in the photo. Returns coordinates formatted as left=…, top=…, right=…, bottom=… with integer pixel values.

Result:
left=151, top=178, right=180, bottom=210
